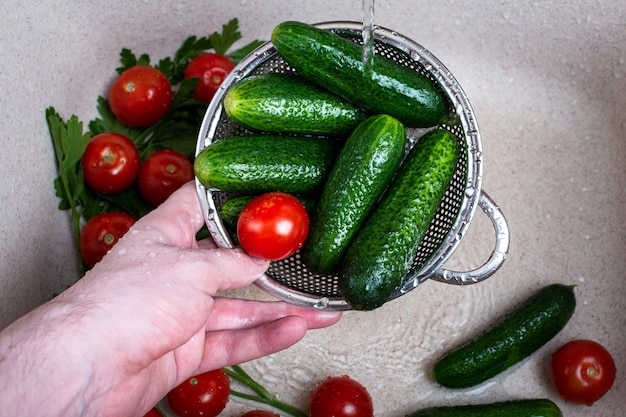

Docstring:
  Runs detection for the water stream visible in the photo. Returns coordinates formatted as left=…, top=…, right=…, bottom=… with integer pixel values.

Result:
left=362, top=0, right=376, bottom=74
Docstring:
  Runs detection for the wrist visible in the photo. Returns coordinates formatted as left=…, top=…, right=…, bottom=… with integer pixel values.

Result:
left=0, top=297, right=102, bottom=417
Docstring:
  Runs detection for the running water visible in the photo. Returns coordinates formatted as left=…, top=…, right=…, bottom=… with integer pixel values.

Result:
left=362, top=0, right=376, bottom=74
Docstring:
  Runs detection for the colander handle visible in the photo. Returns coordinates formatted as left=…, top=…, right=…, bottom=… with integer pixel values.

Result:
left=431, top=191, right=510, bottom=285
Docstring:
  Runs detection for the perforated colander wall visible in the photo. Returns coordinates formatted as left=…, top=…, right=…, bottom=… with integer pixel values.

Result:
left=196, top=22, right=482, bottom=308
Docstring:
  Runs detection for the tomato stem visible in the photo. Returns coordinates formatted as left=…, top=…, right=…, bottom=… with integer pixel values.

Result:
left=225, top=365, right=307, bottom=417
left=586, top=366, right=598, bottom=378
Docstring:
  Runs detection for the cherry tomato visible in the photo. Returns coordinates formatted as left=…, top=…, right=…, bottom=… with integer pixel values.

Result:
left=138, top=149, right=194, bottom=206
left=241, top=411, right=280, bottom=417
left=82, top=132, right=140, bottom=194
left=167, top=369, right=230, bottom=417
left=109, top=65, right=172, bottom=128
left=184, top=53, right=235, bottom=103
left=551, top=339, right=616, bottom=406
left=309, top=375, right=374, bottom=417
left=237, top=192, right=309, bottom=261
left=79, top=212, right=136, bottom=267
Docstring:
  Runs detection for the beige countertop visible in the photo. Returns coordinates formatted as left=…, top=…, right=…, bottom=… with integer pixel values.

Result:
left=1, top=1, right=624, bottom=416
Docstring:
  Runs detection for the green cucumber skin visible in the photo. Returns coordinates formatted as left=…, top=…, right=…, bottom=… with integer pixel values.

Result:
left=220, top=195, right=317, bottom=232
left=432, top=283, right=576, bottom=389
left=271, top=21, right=449, bottom=128
left=340, top=129, right=460, bottom=310
left=219, top=196, right=256, bottom=231
left=302, top=114, right=406, bottom=274
left=406, top=399, right=562, bottom=417
left=194, top=135, right=339, bottom=194
left=223, top=73, right=366, bottom=136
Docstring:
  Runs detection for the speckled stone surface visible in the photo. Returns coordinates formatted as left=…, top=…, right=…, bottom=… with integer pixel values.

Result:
left=1, top=1, right=624, bottom=416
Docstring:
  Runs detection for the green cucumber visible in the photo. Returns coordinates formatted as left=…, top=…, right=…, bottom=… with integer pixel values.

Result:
left=302, top=114, right=406, bottom=273
left=219, top=196, right=256, bottom=232
left=223, top=73, right=366, bottom=136
left=432, top=283, right=576, bottom=389
left=220, top=194, right=317, bottom=232
left=340, top=129, right=460, bottom=310
left=194, top=135, right=340, bottom=194
left=406, top=399, right=562, bottom=417
left=271, top=21, right=450, bottom=128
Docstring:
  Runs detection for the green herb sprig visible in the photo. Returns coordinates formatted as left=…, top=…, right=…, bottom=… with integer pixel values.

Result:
left=226, top=365, right=307, bottom=417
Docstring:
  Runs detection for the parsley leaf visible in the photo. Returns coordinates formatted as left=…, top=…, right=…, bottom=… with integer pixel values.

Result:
left=46, top=107, right=93, bottom=274
left=116, top=48, right=151, bottom=73
left=89, top=96, right=142, bottom=141
left=210, top=18, right=242, bottom=55
left=228, top=39, right=265, bottom=63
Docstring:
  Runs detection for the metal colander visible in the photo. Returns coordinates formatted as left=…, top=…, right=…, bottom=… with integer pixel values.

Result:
left=195, top=21, right=510, bottom=310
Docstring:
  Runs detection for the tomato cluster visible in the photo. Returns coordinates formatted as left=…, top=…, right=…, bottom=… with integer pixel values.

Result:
left=78, top=53, right=235, bottom=267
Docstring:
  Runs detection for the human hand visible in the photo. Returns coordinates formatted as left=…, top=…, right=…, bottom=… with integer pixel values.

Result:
left=0, top=182, right=341, bottom=417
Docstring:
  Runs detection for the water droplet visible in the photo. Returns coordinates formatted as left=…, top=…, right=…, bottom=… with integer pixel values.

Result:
left=118, top=249, right=127, bottom=255
left=314, top=297, right=330, bottom=309
left=148, top=252, right=156, bottom=258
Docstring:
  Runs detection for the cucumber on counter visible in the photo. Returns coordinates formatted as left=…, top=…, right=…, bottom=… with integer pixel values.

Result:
left=406, top=399, right=562, bottom=417
left=271, top=21, right=450, bottom=128
left=223, top=73, right=367, bottom=136
left=432, top=283, right=576, bottom=389
left=194, top=134, right=340, bottom=194
left=340, top=129, right=460, bottom=310
left=302, top=114, right=406, bottom=273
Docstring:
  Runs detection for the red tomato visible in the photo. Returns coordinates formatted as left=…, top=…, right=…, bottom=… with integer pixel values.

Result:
left=167, top=369, right=230, bottom=417
left=109, top=65, right=172, bottom=128
left=241, top=411, right=280, bottom=417
left=237, top=192, right=309, bottom=261
left=551, top=339, right=616, bottom=406
left=82, top=132, right=140, bottom=194
left=184, top=53, right=235, bottom=102
left=309, top=375, right=374, bottom=417
left=79, top=212, right=136, bottom=267
left=138, top=149, right=194, bottom=206
left=143, top=407, right=164, bottom=417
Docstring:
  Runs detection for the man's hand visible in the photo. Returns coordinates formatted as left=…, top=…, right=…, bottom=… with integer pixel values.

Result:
left=0, top=182, right=341, bottom=417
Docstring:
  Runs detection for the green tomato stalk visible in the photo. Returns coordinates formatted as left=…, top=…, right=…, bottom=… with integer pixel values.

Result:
left=226, top=365, right=307, bottom=417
